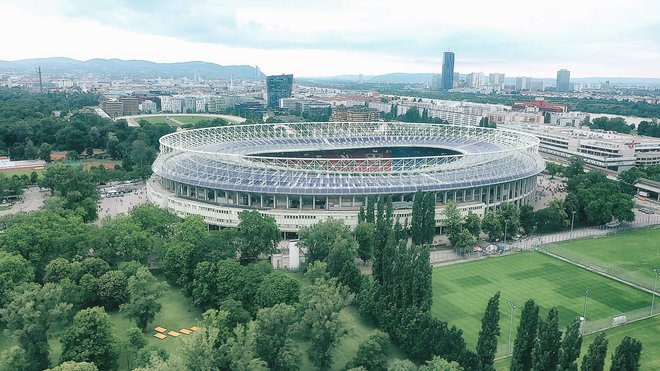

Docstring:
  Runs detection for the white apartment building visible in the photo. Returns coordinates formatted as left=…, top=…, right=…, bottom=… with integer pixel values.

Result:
left=511, top=124, right=660, bottom=171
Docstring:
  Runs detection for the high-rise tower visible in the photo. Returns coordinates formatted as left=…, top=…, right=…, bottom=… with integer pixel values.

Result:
left=266, top=74, right=294, bottom=108
left=441, top=52, right=455, bottom=90
left=556, top=69, right=571, bottom=92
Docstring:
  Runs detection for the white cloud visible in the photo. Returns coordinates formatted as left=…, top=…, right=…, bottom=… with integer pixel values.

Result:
left=0, top=0, right=659, bottom=77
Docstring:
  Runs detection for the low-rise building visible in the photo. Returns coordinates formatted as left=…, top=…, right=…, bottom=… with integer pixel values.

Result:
left=510, top=124, right=660, bottom=171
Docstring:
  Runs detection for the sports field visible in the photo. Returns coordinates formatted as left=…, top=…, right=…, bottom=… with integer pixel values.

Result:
left=546, top=227, right=660, bottom=289
left=432, top=253, right=651, bottom=349
left=495, top=315, right=660, bottom=370
left=138, top=115, right=211, bottom=126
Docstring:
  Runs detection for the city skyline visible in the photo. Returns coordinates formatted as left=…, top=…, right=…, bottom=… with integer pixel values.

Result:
left=1, top=0, right=659, bottom=78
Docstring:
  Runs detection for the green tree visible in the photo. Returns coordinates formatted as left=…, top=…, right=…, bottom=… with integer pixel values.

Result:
left=533, top=307, right=562, bottom=371
left=298, top=278, right=355, bottom=370
left=326, top=234, right=362, bottom=293
left=464, top=211, right=482, bottom=238
left=565, top=157, right=585, bottom=178
left=347, top=330, right=391, bottom=371
left=443, top=201, right=463, bottom=247
left=97, top=270, right=129, bottom=309
left=580, top=333, right=608, bottom=371
left=366, top=196, right=376, bottom=224
left=481, top=212, right=502, bottom=240
left=0, top=211, right=88, bottom=279
left=498, top=202, right=520, bottom=240
left=454, top=229, right=477, bottom=250
left=60, top=307, right=119, bottom=371
left=354, top=221, right=375, bottom=263
left=422, top=193, right=436, bottom=244
left=519, top=205, right=535, bottom=234
left=0, top=346, right=29, bottom=371
left=0, top=251, right=34, bottom=307
left=46, top=361, right=99, bottom=371
left=304, top=261, right=329, bottom=283
left=511, top=299, right=539, bottom=371
left=213, top=300, right=246, bottom=330
left=617, top=168, right=644, bottom=195
left=477, top=292, right=501, bottom=371
left=120, top=267, right=167, bottom=331
left=125, top=327, right=147, bottom=370
left=39, top=142, right=53, bottom=162
left=298, top=219, right=355, bottom=263
left=411, top=191, right=424, bottom=245
left=420, top=356, right=464, bottom=370
left=91, top=215, right=153, bottom=266
left=609, top=336, right=642, bottom=371
left=223, top=323, right=268, bottom=371
left=237, top=210, right=281, bottom=260
left=535, top=199, right=569, bottom=233
left=255, top=271, right=301, bottom=309
left=183, top=325, right=224, bottom=371
left=559, top=318, right=583, bottom=371
left=254, top=304, right=301, bottom=371
left=0, top=283, right=71, bottom=371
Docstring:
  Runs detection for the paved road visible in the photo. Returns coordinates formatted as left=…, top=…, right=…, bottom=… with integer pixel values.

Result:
left=0, top=187, right=48, bottom=216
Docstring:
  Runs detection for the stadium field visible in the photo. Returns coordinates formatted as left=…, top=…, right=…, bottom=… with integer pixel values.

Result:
left=546, top=227, right=660, bottom=289
left=432, top=252, right=651, bottom=349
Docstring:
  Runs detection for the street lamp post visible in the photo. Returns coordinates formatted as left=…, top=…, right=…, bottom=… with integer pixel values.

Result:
left=583, top=289, right=591, bottom=321
left=652, top=269, right=659, bottom=315
left=570, top=211, right=576, bottom=242
left=507, top=300, right=517, bottom=355
left=504, top=219, right=508, bottom=246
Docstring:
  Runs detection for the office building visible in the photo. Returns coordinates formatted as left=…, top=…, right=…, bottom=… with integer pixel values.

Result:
left=556, top=69, right=571, bottom=92
left=266, top=74, right=294, bottom=108
left=530, top=81, right=544, bottom=92
left=120, top=97, right=139, bottom=115
left=466, top=72, right=485, bottom=89
left=489, top=73, right=505, bottom=84
left=515, top=77, right=532, bottom=91
left=331, top=107, right=380, bottom=122
left=441, top=52, right=455, bottom=90
left=140, top=99, right=157, bottom=113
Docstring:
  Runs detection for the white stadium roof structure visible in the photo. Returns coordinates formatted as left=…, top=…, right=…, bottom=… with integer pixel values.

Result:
left=153, top=121, right=544, bottom=196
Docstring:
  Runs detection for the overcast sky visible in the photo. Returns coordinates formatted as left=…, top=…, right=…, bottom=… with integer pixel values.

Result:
left=2, top=0, right=659, bottom=78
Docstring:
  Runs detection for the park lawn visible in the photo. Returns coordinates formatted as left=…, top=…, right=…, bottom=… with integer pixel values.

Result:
left=547, top=227, right=660, bottom=288
left=170, top=115, right=211, bottom=125
left=136, top=116, right=172, bottom=125
left=494, top=315, right=660, bottom=370
left=0, top=168, right=44, bottom=178
left=43, top=275, right=202, bottom=370
left=431, top=252, right=651, bottom=351
left=286, top=271, right=406, bottom=370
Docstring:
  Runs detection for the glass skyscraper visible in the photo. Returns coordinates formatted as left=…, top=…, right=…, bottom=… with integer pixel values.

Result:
left=441, top=52, right=455, bottom=90
left=556, top=69, right=571, bottom=92
left=266, top=74, right=294, bottom=108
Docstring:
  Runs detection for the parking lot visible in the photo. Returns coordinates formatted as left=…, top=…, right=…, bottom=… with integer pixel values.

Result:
left=97, top=182, right=148, bottom=221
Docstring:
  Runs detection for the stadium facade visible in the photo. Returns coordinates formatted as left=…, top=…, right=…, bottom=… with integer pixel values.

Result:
left=147, top=122, right=544, bottom=234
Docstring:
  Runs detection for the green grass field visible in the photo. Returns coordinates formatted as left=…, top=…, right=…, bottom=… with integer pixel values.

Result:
left=0, top=272, right=402, bottom=370
left=546, top=227, right=660, bottom=289
left=432, top=253, right=651, bottom=350
left=0, top=277, right=202, bottom=370
left=495, top=315, right=660, bottom=370
left=137, top=115, right=212, bottom=126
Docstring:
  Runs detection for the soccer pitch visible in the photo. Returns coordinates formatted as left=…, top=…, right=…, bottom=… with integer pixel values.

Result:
left=431, top=253, right=652, bottom=348
left=545, top=227, right=660, bottom=289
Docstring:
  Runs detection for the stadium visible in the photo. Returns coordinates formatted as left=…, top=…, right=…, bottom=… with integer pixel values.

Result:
left=147, top=122, right=545, bottom=234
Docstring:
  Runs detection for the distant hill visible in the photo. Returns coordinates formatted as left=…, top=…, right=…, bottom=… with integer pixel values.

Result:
left=0, top=57, right=266, bottom=80
left=306, top=73, right=660, bottom=86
